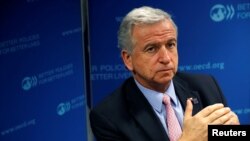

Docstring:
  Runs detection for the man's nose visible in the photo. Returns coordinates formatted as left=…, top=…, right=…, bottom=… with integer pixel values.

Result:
left=158, top=46, right=171, bottom=63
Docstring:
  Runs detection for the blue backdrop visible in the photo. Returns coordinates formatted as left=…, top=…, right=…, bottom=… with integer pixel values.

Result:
left=0, top=0, right=88, bottom=140
left=88, top=0, right=250, bottom=124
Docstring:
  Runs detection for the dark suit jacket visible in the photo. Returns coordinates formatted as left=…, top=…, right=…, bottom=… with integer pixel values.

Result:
left=89, top=72, right=227, bottom=141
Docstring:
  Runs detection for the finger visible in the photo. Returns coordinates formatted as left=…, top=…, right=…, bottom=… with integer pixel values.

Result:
left=227, top=112, right=240, bottom=125
left=232, top=112, right=240, bottom=125
left=184, top=98, right=193, bottom=119
left=209, top=107, right=231, bottom=123
left=210, top=109, right=232, bottom=125
left=197, top=103, right=224, bottom=118
left=224, top=119, right=234, bottom=125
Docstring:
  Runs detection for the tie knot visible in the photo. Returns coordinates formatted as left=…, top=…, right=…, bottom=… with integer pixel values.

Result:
left=163, top=94, right=171, bottom=105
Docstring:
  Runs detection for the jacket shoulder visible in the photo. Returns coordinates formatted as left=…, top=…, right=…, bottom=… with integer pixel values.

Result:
left=174, top=72, right=217, bottom=88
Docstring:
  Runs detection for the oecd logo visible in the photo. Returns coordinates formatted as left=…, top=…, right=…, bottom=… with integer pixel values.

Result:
left=57, top=102, right=71, bottom=116
left=22, top=76, right=37, bottom=91
left=210, top=4, right=235, bottom=22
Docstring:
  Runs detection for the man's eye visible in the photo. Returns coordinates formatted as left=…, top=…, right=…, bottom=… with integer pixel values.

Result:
left=145, top=46, right=156, bottom=53
left=167, top=42, right=176, bottom=48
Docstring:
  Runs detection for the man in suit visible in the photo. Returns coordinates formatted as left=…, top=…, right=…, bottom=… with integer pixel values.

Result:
left=89, top=6, right=240, bottom=141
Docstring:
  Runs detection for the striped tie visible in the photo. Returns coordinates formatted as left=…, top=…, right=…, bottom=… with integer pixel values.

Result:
left=163, top=94, right=182, bottom=141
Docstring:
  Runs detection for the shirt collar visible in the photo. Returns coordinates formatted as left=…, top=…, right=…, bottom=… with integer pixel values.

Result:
left=166, top=80, right=178, bottom=106
left=134, top=79, right=177, bottom=112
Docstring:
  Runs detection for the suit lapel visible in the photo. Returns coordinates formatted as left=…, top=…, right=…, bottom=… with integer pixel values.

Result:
left=173, top=76, right=203, bottom=115
left=124, top=78, right=169, bottom=141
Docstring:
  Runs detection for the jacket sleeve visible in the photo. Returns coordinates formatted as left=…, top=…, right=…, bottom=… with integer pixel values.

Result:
left=89, top=109, right=126, bottom=141
left=210, top=75, right=228, bottom=106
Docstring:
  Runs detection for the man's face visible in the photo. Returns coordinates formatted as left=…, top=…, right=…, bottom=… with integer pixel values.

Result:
left=122, top=19, right=178, bottom=92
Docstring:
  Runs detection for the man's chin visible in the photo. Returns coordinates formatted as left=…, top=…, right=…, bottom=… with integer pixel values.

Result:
left=158, top=72, right=174, bottom=78
left=157, top=76, right=173, bottom=84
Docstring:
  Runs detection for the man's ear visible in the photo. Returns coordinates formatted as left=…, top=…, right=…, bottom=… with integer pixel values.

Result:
left=121, top=50, right=133, bottom=71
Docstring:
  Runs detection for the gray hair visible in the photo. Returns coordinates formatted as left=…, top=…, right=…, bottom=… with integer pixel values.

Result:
left=118, top=6, right=178, bottom=54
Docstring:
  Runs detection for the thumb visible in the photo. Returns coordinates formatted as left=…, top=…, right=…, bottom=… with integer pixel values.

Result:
left=184, top=98, right=193, bottom=119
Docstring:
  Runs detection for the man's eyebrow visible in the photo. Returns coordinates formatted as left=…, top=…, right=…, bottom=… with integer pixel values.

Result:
left=144, top=42, right=160, bottom=47
left=168, top=38, right=177, bottom=42
left=144, top=38, right=177, bottom=47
